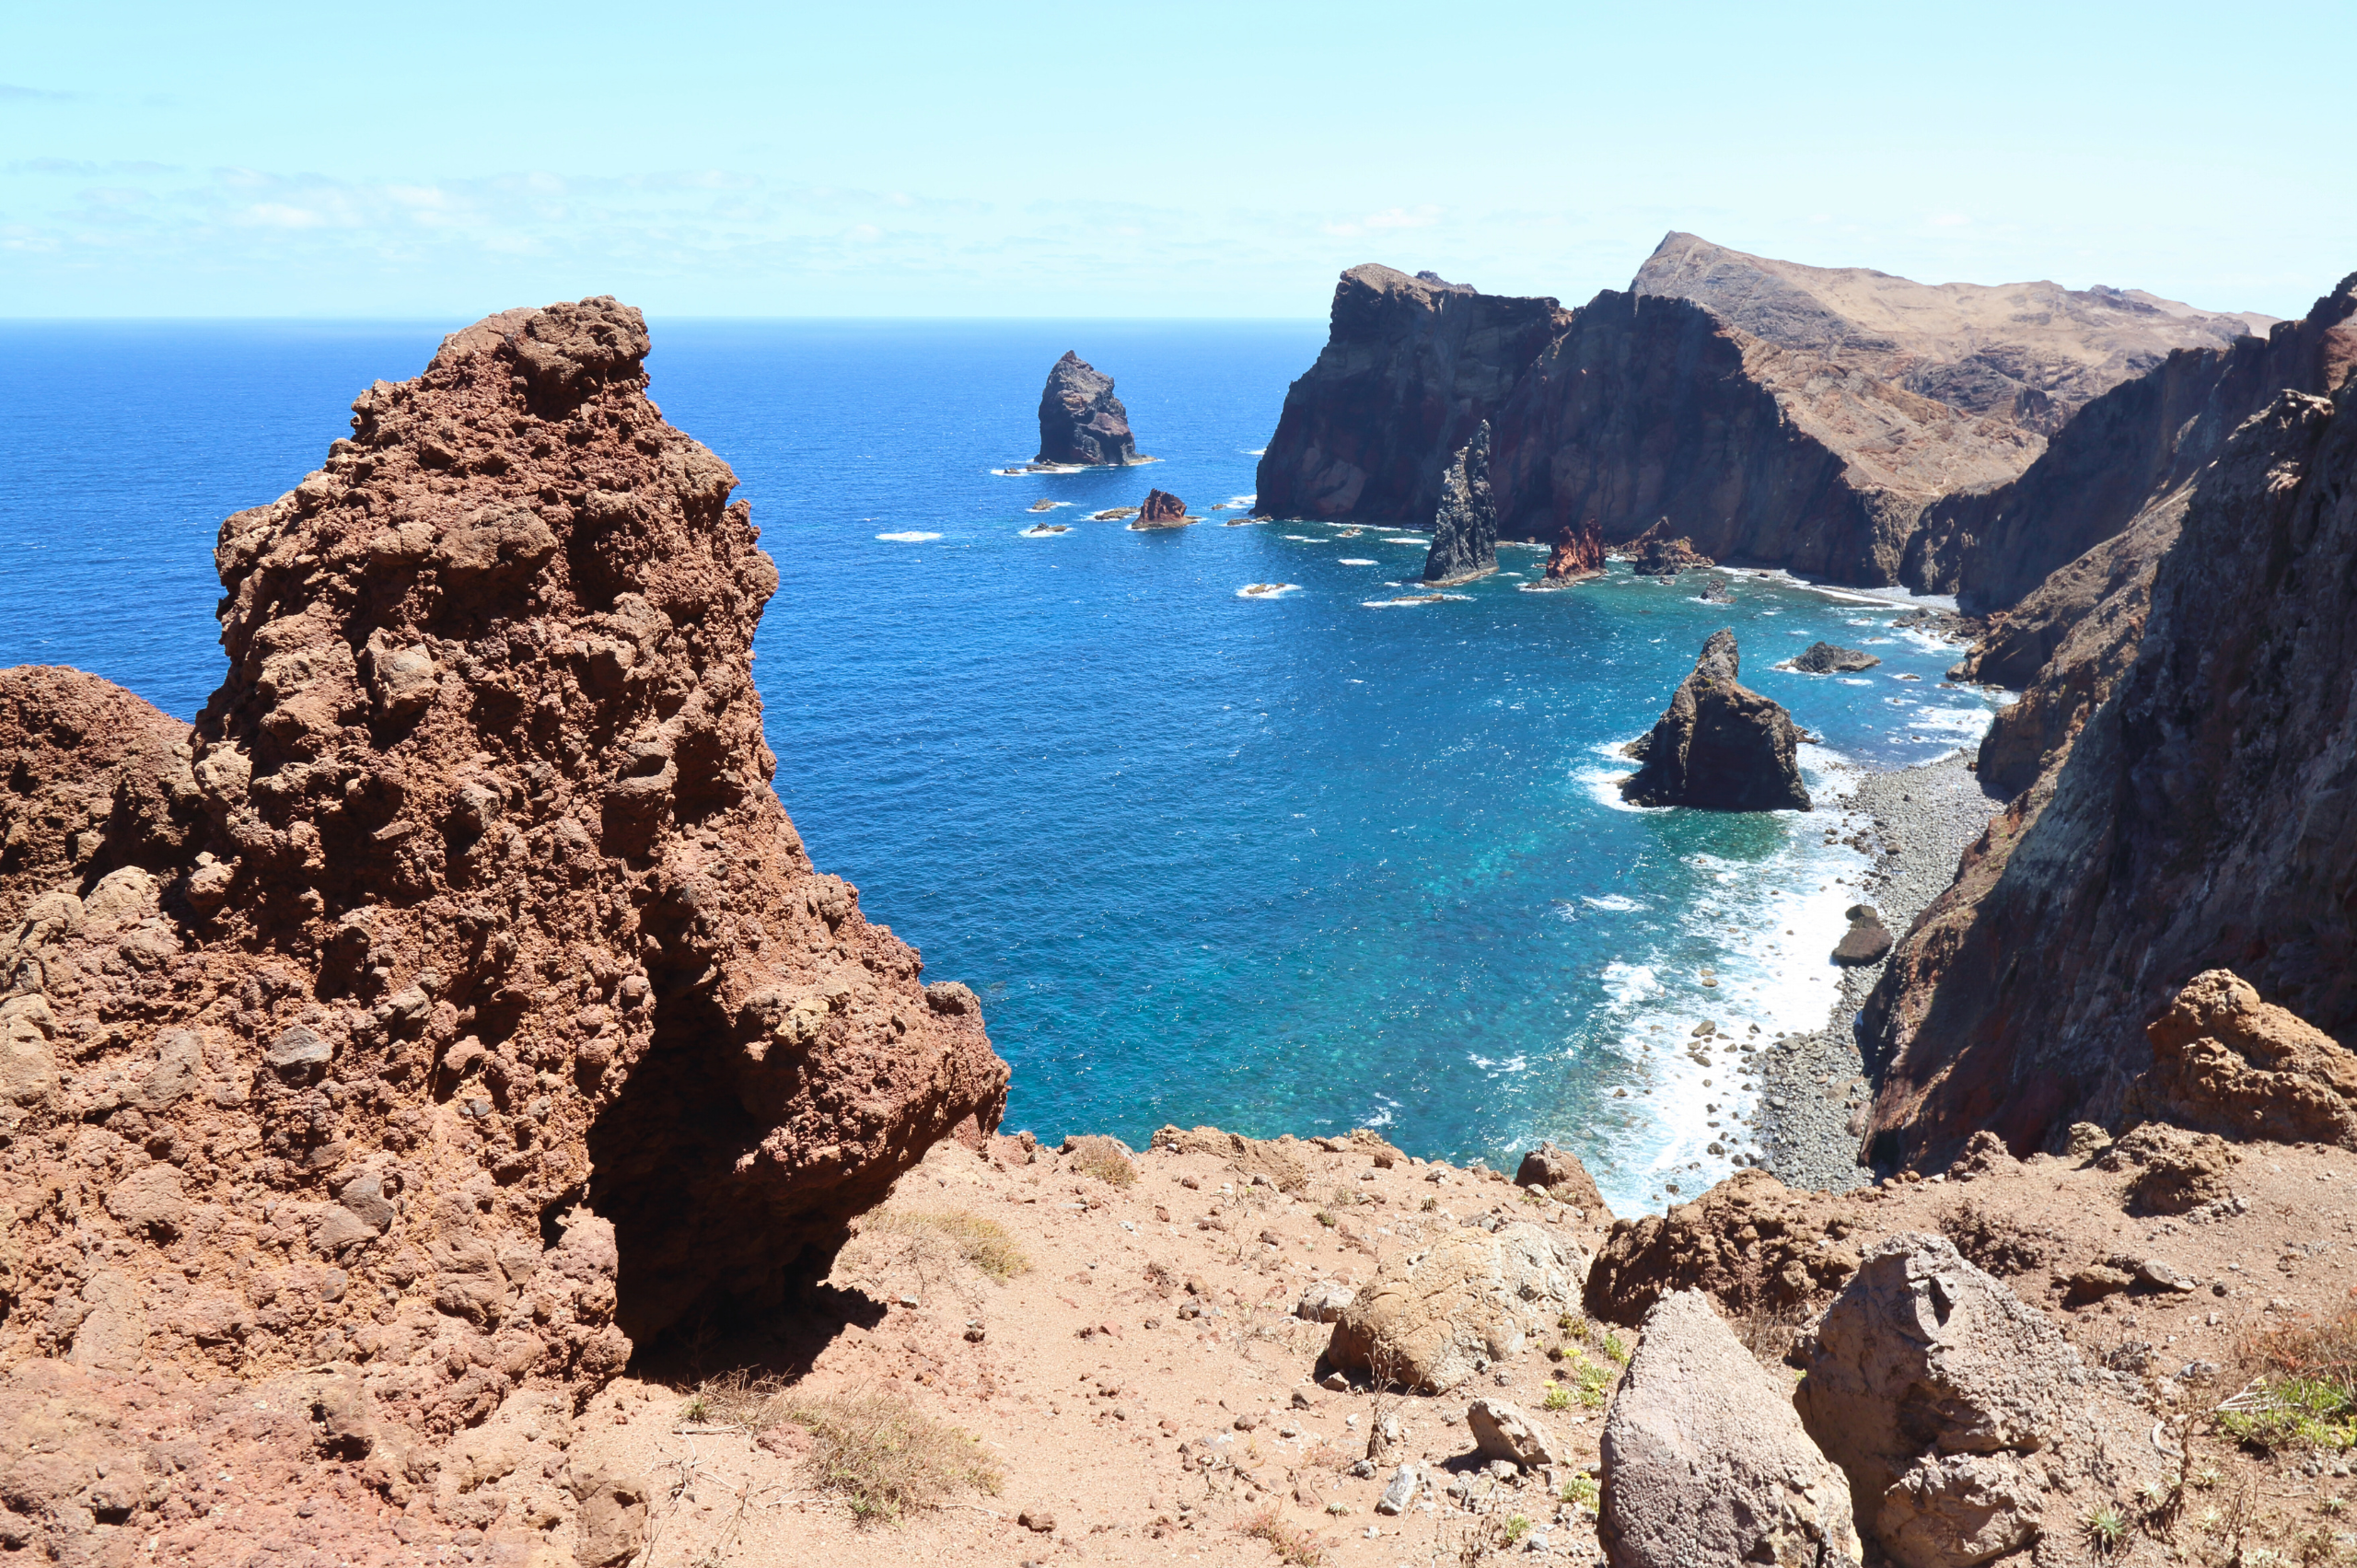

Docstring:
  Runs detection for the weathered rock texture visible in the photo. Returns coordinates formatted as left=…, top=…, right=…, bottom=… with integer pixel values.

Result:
left=1513, top=1140, right=1612, bottom=1219
left=1638, top=230, right=2275, bottom=436
left=1620, top=631, right=1810, bottom=812
left=1540, top=518, right=1605, bottom=584
left=1034, top=351, right=1141, bottom=466
left=1253, top=265, right=1567, bottom=524
left=2134, top=969, right=2357, bottom=1148
left=1133, top=488, right=1190, bottom=528
left=0, top=300, right=1009, bottom=1444
left=1421, top=423, right=1497, bottom=585
left=1600, top=1290, right=1860, bottom=1568
left=1794, top=1235, right=2157, bottom=1568
left=1324, top=1223, right=1588, bottom=1392
left=1626, top=527, right=1713, bottom=579
left=1863, top=375, right=2357, bottom=1168
left=1788, top=642, right=1879, bottom=674
left=1585, top=1169, right=1864, bottom=1326
left=1832, top=905, right=1892, bottom=967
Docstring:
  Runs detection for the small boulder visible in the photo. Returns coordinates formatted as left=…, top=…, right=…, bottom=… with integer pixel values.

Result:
left=1326, top=1223, right=1589, bottom=1392
left=566, top=1443, right=650, bottom=1567
left=1600, top=1290, right=1859, bottom=1568
left=1295, top=1280, right=1355, bottom=1323
left=1512, top=1141, right=1613, bottom=1220
left=1789, top=642, right=1881, bottom=674
left=1466, top=1398, right=1560, bottom=1469
left=1376, top=1463, right=1422, bottom=1516
left=1831, top=906, right=1893, bottom=966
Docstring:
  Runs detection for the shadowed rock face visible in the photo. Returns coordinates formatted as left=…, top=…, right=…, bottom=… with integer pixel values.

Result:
left=1254, top=264, right=1567, bottom=525
left=1542, top=518, right=1605, bottom=583
left=1864, top=376, right=2357, bottom=1170
left=1789, top=642, right=1878, bottom=674
left=1135, top=488, right=1188, bottom=527
left=1620, top=631, right=1810, bottom=812
left=1035, top=351, right=1140, bottom=466
left=1422, top=423, right=1497, bottom=585
left=0, top=297, right=1008, bottom=1432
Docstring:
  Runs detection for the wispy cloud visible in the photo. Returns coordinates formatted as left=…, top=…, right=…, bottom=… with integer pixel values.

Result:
left=0, top=83, right=86, bottom=104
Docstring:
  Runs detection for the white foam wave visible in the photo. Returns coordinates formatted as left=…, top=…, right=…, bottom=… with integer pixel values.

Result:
left=1338, top=558, right=1378, bottom=566
left=1583, top=894, right=1642, bottom=912
left=875, top=531, right=941, bottom=542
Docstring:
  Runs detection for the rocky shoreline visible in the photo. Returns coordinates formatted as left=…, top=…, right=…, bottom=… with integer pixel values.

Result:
left=1753, top=749, right=2003, bottom=1191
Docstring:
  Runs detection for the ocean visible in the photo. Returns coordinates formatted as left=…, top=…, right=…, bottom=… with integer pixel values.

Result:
left=0, top=318, right=1997, bottom=1213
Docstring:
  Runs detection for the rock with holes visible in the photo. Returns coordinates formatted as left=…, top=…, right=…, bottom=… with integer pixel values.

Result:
left=1600, top=1290, right=1859, bottom=1568
left=0, top=300, right=1008, bottom=1464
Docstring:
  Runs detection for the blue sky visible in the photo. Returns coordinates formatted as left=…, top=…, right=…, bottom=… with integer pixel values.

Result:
left=5, top=0, right=2351, bottom=319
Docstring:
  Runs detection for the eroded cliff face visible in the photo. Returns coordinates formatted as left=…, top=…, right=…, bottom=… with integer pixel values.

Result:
left=0, top=299, right=1008, bottom=1438
left=1253, top=265, right=1567, bottom=525
left=1862, top=378, right=2357, bottom=1170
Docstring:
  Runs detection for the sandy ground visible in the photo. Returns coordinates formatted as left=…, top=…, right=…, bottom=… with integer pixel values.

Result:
left=540, top=1127, right=2357, bottom=1568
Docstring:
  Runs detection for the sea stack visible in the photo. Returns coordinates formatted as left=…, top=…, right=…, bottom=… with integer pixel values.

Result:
left=1134, top=488, right=1190, bottom=528
left=1630, top=527, right=1713, bottom=578
left=1789, top=641, right=1880, bottom=673
left=1621, top=629, right=1812, bottom=810
left=1543, top=517, right=1606, bottom=584
left=1036, top=351, right=1142, bottom=466
left=1422, top=422, right=1498, bottom=585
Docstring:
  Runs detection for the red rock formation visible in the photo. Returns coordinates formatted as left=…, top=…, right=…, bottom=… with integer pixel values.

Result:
left=1135, top=488, right=1188, bottom=527
left=0, top=300, right=1008, bottom=1441
left=2135, top=970, right=2357, bottom=1149
left=1253, top=265, right=1568, bottom=524
left=1541, top=517, right=1604, bottom=583
left=1863, top=377, right=2357, bottom=1169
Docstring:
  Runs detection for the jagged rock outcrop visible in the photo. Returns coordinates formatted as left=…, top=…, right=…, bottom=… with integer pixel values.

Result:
left=1863, top=376, right=2357, bottom=1168
left=1601, top=1290, right=1860, bottom=1568
left=2134, top=970, right=2357, bottom=1148
left=1788, top=642, right=1878, bottom=673
left=1325, top=1223, right=1589, bottom=1392
left=1626, top=526, right=1713, bottom=578
left=1133, top=488, right=1190, bottom=528
left=1539, top=518, right=1605, bottom=585
left=1421, top=423, right=1496, bottom=585
left=1794, top=1235, right=2158, bottom=1568
left=1585, top=1169, right=1864, bottom=1326
left=1034, top=351, right=1141, bottom=466
left=0, top=300, right=1009, bottom=1438
left=1254, top=265, right=1567, bottom=524
left=1620, top=631, right=1810, bottom=811
left=1639, top=230, right=2274, bottom=436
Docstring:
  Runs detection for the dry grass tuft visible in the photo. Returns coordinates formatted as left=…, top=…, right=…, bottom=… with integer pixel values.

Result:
left=1238, top=1506, right=1329, bottom=1565
left=1063, top=1135, right=1139, bottom=1187
left=784, top=1388, right=1003, bottom=1525
left=678, top=1368, right=789, bottom=1429
left=861, top=1208, right=1030, bottom=1280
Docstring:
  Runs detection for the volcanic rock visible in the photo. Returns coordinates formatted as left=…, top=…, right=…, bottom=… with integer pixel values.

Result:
left=2098, top=1122, right=2239, bottom=1216
left=1626, top=527, right=1713, bottom=579
left=1421, top=422, right=1497, bottom=585
left=1789, top=642, right=1879, bottom=674
left=1540, top=517, right=1605, bottom=584
left=1794, top=1234, right=2159, bottom=1568
left=1862, top=370, right=2357, bottom=1168
left=1513, top=1140, right=1612, bottom=1219
left=0, top=298, right=1009, bottom=1439
left=1585, top=1169, right=1863, bottom=1326
left=1600, top=1290, right=1860, bottom=1568
left=1620, top=631, right=1811, bottom=811
left=1324, top=1223, right=1589, bottom=1392
left=1831, top=905, right=1893, bottom=966
left=1035, top=351, right=1142, bottom=466
left=1466, top=1398, right=1560, bottom=1469
left=2136, top=969, right=2357, bottom=1148
left=1254, top=264, right=1567, bottom=524
left=1638, top=230, right=2274, bottom=436
left=1134, top=488, right=1190, bottom=528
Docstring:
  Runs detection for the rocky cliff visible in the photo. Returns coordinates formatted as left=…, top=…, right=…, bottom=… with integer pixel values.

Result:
left=1035, top=351, right=1141, bottom=466
left=1637, top=229, right=2275, bottom=434
left=1253, top=265, right=1567, bottom=524
left=0, top=299, right=1008, bottom=1437
left=1620, top=631, right=1810, bottom=812
left=1421, top=423, right=1498, bottom=585
left=1863, top=375, right=2357, bottom=1169
left=1540, top=517, right=1605, bottom=585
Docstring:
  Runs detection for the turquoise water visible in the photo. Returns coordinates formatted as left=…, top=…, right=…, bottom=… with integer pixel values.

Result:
left=0, top=319, right=1995, bottom=1211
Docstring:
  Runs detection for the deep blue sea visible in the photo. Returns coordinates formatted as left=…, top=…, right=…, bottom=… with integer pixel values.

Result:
left=0, top=319, right=1997, bottom=1212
